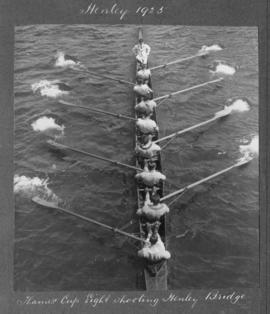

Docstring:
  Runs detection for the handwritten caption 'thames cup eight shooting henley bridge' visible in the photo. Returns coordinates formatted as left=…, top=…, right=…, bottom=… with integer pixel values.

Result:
left=16, top=290, right=246, bottom=309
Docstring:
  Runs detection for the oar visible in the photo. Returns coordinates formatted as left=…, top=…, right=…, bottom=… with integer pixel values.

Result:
left=73, top=66, right=135, bottom=86
left=58, top=100, right=137, bottom=121
left=149, top=51, right=208, bottom=71
left=154, top=106, right=232, bottom=145
left=154, top=78, right=224, bottom=103
left=47, top=139, right=143, bottom=172
left=32, top=196, right=147, bottom=244
left=161, top=157, right=253, bottom=202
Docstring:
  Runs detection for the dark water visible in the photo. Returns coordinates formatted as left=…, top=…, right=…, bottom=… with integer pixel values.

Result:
left=14, top=25, right=259, bottom=291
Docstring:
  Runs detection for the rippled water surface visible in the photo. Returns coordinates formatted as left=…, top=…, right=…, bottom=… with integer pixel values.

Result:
left=14, top=25, right=259, bottom=291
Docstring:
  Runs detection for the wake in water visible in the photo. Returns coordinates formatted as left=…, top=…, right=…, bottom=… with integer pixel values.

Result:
left=199, top=44, right=223, bottom=54
left=215, top=100, right=251, bottom=159
left=239, top=135, right=259, bottom=158
left=55, top=51, right=81, bottom=68
left=225, top=98, right=250, bottom=112
left=210, top=61, right=236, bottom=75
left=31, top=116, right=65, bottom=137
left=31, top=80, right=71, bottom=98
left=31, top=116, right=65, bottom=139
left=14, top=175, right=60, bottom=202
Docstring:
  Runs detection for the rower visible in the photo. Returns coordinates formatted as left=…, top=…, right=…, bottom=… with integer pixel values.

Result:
left=136, top=115, right=159, bottom=135
left=144, top=220, right=161, bottom=236
left=132, top=38, right=151, bottom=66
left=135, top=134, right=161, bottom=162
left=138, top=232, right=171, bottom=262
left=136, top=63, right=151, bottom=83
left=135, top=99, right=157, bottom=116
left=135, top=162, right=166, bottom=187
left=133, top=80, right=153, bottom=98
left=137, top=191, right=169, bottom=221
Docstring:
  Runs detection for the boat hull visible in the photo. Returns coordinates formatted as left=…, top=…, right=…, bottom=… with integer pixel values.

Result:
left=134, top=28, right=168, bottom=291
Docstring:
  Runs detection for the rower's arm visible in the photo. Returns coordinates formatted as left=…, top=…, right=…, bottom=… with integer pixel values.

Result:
left=134, top=145, right=141, bottom=154
left=161, top=174, right=166, bottom=180
left=143, top=161, right=149, bottom=171
left=145, top=44, right=151, bottom=55
left=154, top=144, right=161, bottom=152
left=132, top=45, right=138, bottom=56
left=161, top=203, right=170, bottom=213
left=145, top=191, right=151, bottom=204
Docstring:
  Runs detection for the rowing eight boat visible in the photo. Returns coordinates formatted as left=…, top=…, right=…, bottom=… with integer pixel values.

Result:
left=31, top=28, right=253, bottom=292
left=134, top=29, right=168, bottom=291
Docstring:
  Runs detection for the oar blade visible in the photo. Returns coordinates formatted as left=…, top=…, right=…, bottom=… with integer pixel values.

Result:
left=32, top=196, right=60, bottom=210
left=58, top=99, right=80, bottom=109
left=58, top=99, right=72, bottom=106
left=47, top=139, right=66, bottom=150
left=236, top=155, right=254, bottom=167
left=214, top=106, right=232, bottom=118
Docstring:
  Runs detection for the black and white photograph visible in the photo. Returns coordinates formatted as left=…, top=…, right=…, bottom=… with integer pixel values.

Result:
left=14, top=25, right=259, bottom=292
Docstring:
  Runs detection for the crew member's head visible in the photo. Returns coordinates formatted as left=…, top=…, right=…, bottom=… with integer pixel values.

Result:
left=141, top=63, right=146, bottom=69
left=148, top=162, right=156, bottom=171
left=141, top=134, right=151, bottom=145
left=150, top=233, right=158, bottom=245
left=150, top=193, right=160, bottom=205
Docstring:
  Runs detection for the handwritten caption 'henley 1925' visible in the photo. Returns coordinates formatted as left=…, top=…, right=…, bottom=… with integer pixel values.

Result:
left=80, top=2, right=165, bottom=20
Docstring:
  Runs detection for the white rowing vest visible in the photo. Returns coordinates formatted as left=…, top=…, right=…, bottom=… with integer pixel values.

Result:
left=136, top=118, right=158, bottom=134
left=133, top=84, right=152, bottom=96
left=145, top=99, right=157, bottom=110
left=137, top=69, right=151, bottom=81
left=138, top=234, right=171, bottom=261
left=138, top=203, right=169, bottom=220
left=135, top=142, right=161, bottom=159
left=135, top=170, right=166, bottom=186
left=135, top=99, right=157, bottom=115
left=132, top=43, right=151, bottom=64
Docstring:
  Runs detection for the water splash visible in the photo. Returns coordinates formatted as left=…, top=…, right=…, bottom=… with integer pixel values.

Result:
left=210, top=61, right=236, bottom=75
left=14, top=175, right=60, bottom=202
left=217, top=151, right=226, bottom=155
left=239, top=138, right=250, bottom=144
left=31, top=80, right=70, bottom=98
left=226, top=99, right=250, bottom=112
left=239, top=135, right=259, bottom=158
left=31, top=116, right=65, bottom=137
left=199, top=44, right=223, bottom=54
left=55, top=51, right=80, bottom=68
